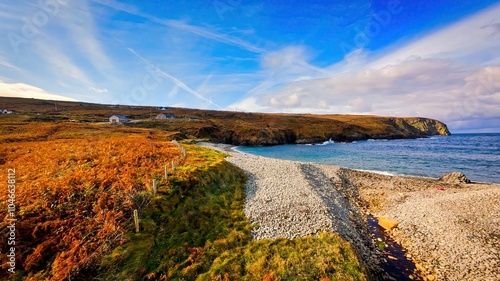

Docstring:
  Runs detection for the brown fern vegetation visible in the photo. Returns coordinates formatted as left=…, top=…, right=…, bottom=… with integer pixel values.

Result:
left=0, top=98, right=370, bottom=280
left=0, top=134, right=181, bottom=280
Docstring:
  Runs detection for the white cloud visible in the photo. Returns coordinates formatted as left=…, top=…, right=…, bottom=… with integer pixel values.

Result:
left=229, top=4, right=500, bottom=132
left=348, top=97, right=372, bottom=113
left=90, top=87, right=108, bottom=93
left=261, top=46, right=310, bottom=69
left=226, top=96, right=266, bottom=112
left=0, top=81, right=77, bottom=101
left=366, top=3, right=500, bottom=68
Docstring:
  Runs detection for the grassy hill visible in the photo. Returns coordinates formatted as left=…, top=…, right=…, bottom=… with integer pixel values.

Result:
left=0, top=97, right=450, bottom=146
left=0, top=120, right=367, bottom=280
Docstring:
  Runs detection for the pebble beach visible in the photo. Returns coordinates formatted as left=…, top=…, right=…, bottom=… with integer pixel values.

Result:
left=201, top=143, right=500, bottom=281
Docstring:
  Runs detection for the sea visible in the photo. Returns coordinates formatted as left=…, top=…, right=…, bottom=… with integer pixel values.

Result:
left=236, top=133, right=500, bottom=184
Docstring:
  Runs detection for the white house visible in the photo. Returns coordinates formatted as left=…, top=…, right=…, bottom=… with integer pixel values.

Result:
left=155, top=113, right=166, bottom=120
left=156, top=113, right=176, bottom=120
left=1, top=109, right=13, bottom=114
left=109, top=115, right=129, bottom=124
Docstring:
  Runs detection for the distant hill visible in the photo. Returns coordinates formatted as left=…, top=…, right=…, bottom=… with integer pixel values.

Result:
left=0, top=97, right=450, bottom=145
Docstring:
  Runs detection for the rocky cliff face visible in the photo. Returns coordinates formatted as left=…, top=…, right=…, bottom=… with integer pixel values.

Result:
left=196, top=116, right=451, bottom=146
left=402, top=118, right=451, bottom=136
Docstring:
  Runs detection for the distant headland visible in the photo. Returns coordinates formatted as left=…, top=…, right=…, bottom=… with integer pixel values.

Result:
left=0, top=96, right=450, bottom=146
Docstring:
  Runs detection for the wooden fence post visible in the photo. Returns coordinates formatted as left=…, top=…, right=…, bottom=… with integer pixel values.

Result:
left=172, top=140, right=181, bottom=149
left=172, top=140, right=186, bottom=161
left=164, top=165, right=168, bottom=180
left=133, top=209, right=139, bottom=233
left=172, top=160, right=175, bottom=171
left=152, top=179, right=157, bottom=195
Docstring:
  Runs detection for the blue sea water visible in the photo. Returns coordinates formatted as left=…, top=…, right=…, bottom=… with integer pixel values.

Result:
left=236, top=134, right=500, bottom=184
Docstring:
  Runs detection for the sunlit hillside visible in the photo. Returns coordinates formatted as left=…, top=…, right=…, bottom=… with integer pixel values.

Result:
left=0, top=119, right=366, bottom=280
left=0, top=97, right=450, bottom=146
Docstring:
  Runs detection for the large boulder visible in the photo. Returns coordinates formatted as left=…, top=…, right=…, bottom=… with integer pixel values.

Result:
left=439, top=172, right=471, bottom=184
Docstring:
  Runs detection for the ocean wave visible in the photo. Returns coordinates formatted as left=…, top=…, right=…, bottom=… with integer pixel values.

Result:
left=318, top=138, right=335, bottom=145
left=303, top=139, right=335, bottom=146
left=231, top=146, right=251, bottom=155
left=355, top=169, right=398, bottom=176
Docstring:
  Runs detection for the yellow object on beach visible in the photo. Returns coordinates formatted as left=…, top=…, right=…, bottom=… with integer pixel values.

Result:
left=378, top=216, right=399, bottom=231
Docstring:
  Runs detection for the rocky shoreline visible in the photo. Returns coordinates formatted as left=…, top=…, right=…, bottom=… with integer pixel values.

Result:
left=340, top=169, right=500, bottom=281
left=200, top=143, right=500, bottom=281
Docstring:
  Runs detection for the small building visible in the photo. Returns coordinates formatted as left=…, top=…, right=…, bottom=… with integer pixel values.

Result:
left=189, top=116, right=199, bottom=121
left=155, top=113, right=176, bottom=120
left=155, top=113, right=166, bottom=120
left=157, top=106, right=169, bottom=110
left=1, top=109, right=13, bottom=114
left=109, top=115, right=129, bottom=124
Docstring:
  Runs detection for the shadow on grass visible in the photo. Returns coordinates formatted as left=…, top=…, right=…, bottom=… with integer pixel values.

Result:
left=98, top=147, right=368, bottom=281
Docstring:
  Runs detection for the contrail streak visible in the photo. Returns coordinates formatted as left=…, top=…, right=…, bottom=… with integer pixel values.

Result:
left=128, top=48, right=221, bottom=109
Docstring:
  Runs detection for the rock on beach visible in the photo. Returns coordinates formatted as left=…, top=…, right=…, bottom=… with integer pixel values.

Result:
left=439, top=171, right=471, bottom=184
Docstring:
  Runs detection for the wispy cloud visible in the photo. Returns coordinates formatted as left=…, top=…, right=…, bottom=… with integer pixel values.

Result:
left=58, top=1, right=115, bottom=76
left=0, top=81, right=77, bottom=101
left=164, top=20, right=266, bottom=54
left=365, top=3, right=500, bottom=68
left=128, top=48, right=222, bottom=108
left=232, top=46, right=335, bottom=105
left=0, top=56, right=21, bottom=72
left=88, top=0, right=338, bottom=106
left=33, top=38, right=94, bottom=88
left=0, top=0, right=118, bottom=102
left=90, top=87, right=108, bottom=93
left=91, top=0, right=267, bottom=54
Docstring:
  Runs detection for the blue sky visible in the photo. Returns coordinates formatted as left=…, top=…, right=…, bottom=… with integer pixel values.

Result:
left=0, top=0, right=499, bottom=133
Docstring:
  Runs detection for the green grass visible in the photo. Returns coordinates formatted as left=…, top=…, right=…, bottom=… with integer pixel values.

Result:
left=100, top=233, right=156, bottom=280
left=97, top=146, right=367, bottom=280
left=200, top=232, right=367, bottom=281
